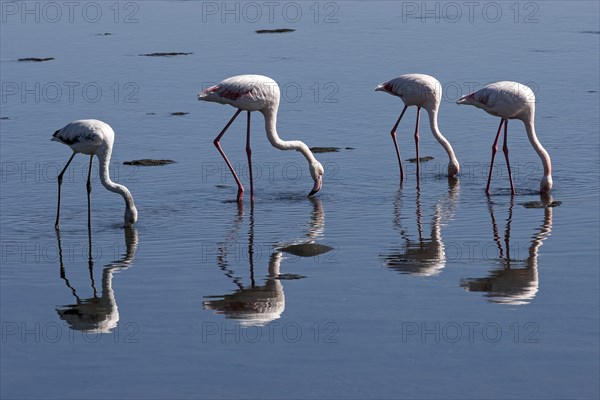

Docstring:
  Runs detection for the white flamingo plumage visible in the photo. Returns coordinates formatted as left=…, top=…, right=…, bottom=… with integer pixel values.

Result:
left=198, top=74, right=324, bottom=203
left=457, top=81, right=552, bottom=194
left=52, top=119, right=138, bottom=228
left=375, top=74, right=460, bottom=181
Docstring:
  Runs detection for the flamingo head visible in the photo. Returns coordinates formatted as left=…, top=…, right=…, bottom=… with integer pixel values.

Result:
left=308, top=161, right=324, bottom=197
left=456, top=93, right=474, bottom=105
left=448, top=160, right=460, bottom=178
left=540, top=175, right=553, bottom=194
left=124, top=205, right=138, bottom=228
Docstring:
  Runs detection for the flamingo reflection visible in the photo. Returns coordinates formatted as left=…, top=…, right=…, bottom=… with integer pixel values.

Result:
left=55, top=226, right=138, bottom=332
left=204, top=200, right=331, bottom=326
left=460, top=195, right=554, bottom=305
left=381, top=180, right=459, bottom=276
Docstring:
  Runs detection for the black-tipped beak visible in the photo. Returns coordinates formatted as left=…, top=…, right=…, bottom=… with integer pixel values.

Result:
left=308, top=178, right=322, bottom=197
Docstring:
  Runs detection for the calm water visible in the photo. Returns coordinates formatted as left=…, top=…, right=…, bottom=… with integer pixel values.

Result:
left=1, top=1, right=599, bottom=399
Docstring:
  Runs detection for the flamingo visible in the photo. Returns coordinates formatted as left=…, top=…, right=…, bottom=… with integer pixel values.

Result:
left=460, top=195, right=553, bottom=305
left=52, top=119, right=138, bottom=229
left=198, top=74, right=324, bottom=202
left=457, top=81, right=552, bottom=194
left=375, top=74, right=460, bottom=181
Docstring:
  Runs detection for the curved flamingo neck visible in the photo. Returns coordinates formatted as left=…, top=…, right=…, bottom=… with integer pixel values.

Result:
left=262, top=108, right=318, bottom=165
left=523, top=117, right=552, bottom=180
left=97, top=147, right=136, bottom=211
left=101, top=267, right=117, bottom=306
left=427, top=108, right=459, bottom=165
left=527, top=206, right=552, bottom=268
left=101, top=230, right=138, bottom=305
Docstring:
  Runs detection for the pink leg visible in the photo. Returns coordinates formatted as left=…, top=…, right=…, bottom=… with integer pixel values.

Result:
left=390, top=105, right=408, bottom=181
left=86, top=155, right=93, bottom=228
left=55, top=152, right=76, bottom=230
left=414, top=107, right=421, bottom=181
left=245, top=111, right=254, bottom=203
left=502, top=120, right=515, bottom=195
left=213, top=109, right=244, bottom=202
left=486, top=119, right=505, bottom=195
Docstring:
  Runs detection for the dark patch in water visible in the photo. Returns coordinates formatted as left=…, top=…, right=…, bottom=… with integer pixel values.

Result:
left=275, top=273, right=306, bottom=280
left=139, top=52, right=193, bottom=57
left=0, top=117, right=10, bottom=120
left=522, top=201, right=562, bottom=209
left=310, top=147, right=340, bottom=153
left=345, top=147, right=355, bottom=150
left=216, top=185, right=230, bottom=189
left=278, top=243, right=334, bottom=257
left=579, top=30, right=600, bottom=35
left=170, top=112, right=189, bottom=116
left=96, top=33, right=112, bottom=36
left=256, top=28, right=295, bottom=34
left=408, top=156, right=434, bottom=163
left=123, top=159, right=176, bottom=166
left=18, top=57, right=54, bottom=62
left=145, top=112, right=156, bottom=115
left=588, top=91, right=598, bottom=93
